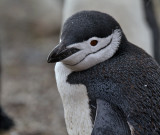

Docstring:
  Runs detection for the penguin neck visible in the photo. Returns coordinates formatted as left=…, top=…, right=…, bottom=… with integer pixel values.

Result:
left=55, top=62, right=93, bottom=135
left=114, top=33, right=128, bottom=56
left=120, top=33, right=128, bottom=48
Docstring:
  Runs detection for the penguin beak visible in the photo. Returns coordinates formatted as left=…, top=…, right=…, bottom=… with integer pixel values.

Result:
left=47, top=43, right=80, bottom=63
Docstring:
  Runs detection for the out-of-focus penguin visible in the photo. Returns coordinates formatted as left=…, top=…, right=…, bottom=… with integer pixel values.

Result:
left=47, top=11, right=160, bottom=135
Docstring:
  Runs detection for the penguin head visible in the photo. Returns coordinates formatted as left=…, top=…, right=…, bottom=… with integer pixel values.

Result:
left=48, top=11, right=126, bottom=71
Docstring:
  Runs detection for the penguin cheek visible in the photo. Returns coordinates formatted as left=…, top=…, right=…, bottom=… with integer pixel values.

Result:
left=71, top=55, right=96, bottom=71
left=62, top=50, right=88, bottom=66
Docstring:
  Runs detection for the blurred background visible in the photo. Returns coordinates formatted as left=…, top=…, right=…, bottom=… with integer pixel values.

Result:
left=0, top=0, right=159, bottom=135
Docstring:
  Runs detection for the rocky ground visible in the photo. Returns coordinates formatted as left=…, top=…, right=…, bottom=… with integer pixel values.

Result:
left=1, top=35, right=67, bottom=135
left=0, top=0, right=67, bottom=135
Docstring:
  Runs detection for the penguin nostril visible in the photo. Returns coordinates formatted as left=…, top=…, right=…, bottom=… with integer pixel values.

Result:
left=90, top=40, right=98, bottom=46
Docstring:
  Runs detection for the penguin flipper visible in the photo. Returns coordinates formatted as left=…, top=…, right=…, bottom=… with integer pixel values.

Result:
left=91, top=99, right=131, bottom=135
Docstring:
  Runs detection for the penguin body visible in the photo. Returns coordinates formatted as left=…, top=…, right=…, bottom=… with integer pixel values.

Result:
left=48, top=11, right=160, bottom=135
left=67, top=43, right=160, bottom=135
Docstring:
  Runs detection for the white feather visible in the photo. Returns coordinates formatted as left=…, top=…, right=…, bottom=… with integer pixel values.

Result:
left=128, top=122, right=135, bottom=135
left=55, top=62, right=93, bottom=135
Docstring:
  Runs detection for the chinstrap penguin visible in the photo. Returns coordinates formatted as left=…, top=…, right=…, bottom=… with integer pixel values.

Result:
left=47, top=11, right=160, bottom=135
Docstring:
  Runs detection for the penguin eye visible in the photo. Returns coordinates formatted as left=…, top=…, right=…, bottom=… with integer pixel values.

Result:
left=90, top=40, right=98, bottom=46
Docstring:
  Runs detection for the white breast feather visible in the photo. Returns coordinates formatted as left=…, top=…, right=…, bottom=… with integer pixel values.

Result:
left=128, top=122, right=135, bottom=135
left=55, top=62, right=93, bottom=135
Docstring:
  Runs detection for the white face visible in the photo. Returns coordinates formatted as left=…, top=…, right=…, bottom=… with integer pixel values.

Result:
left=62, top=29, right=122, bottom=71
